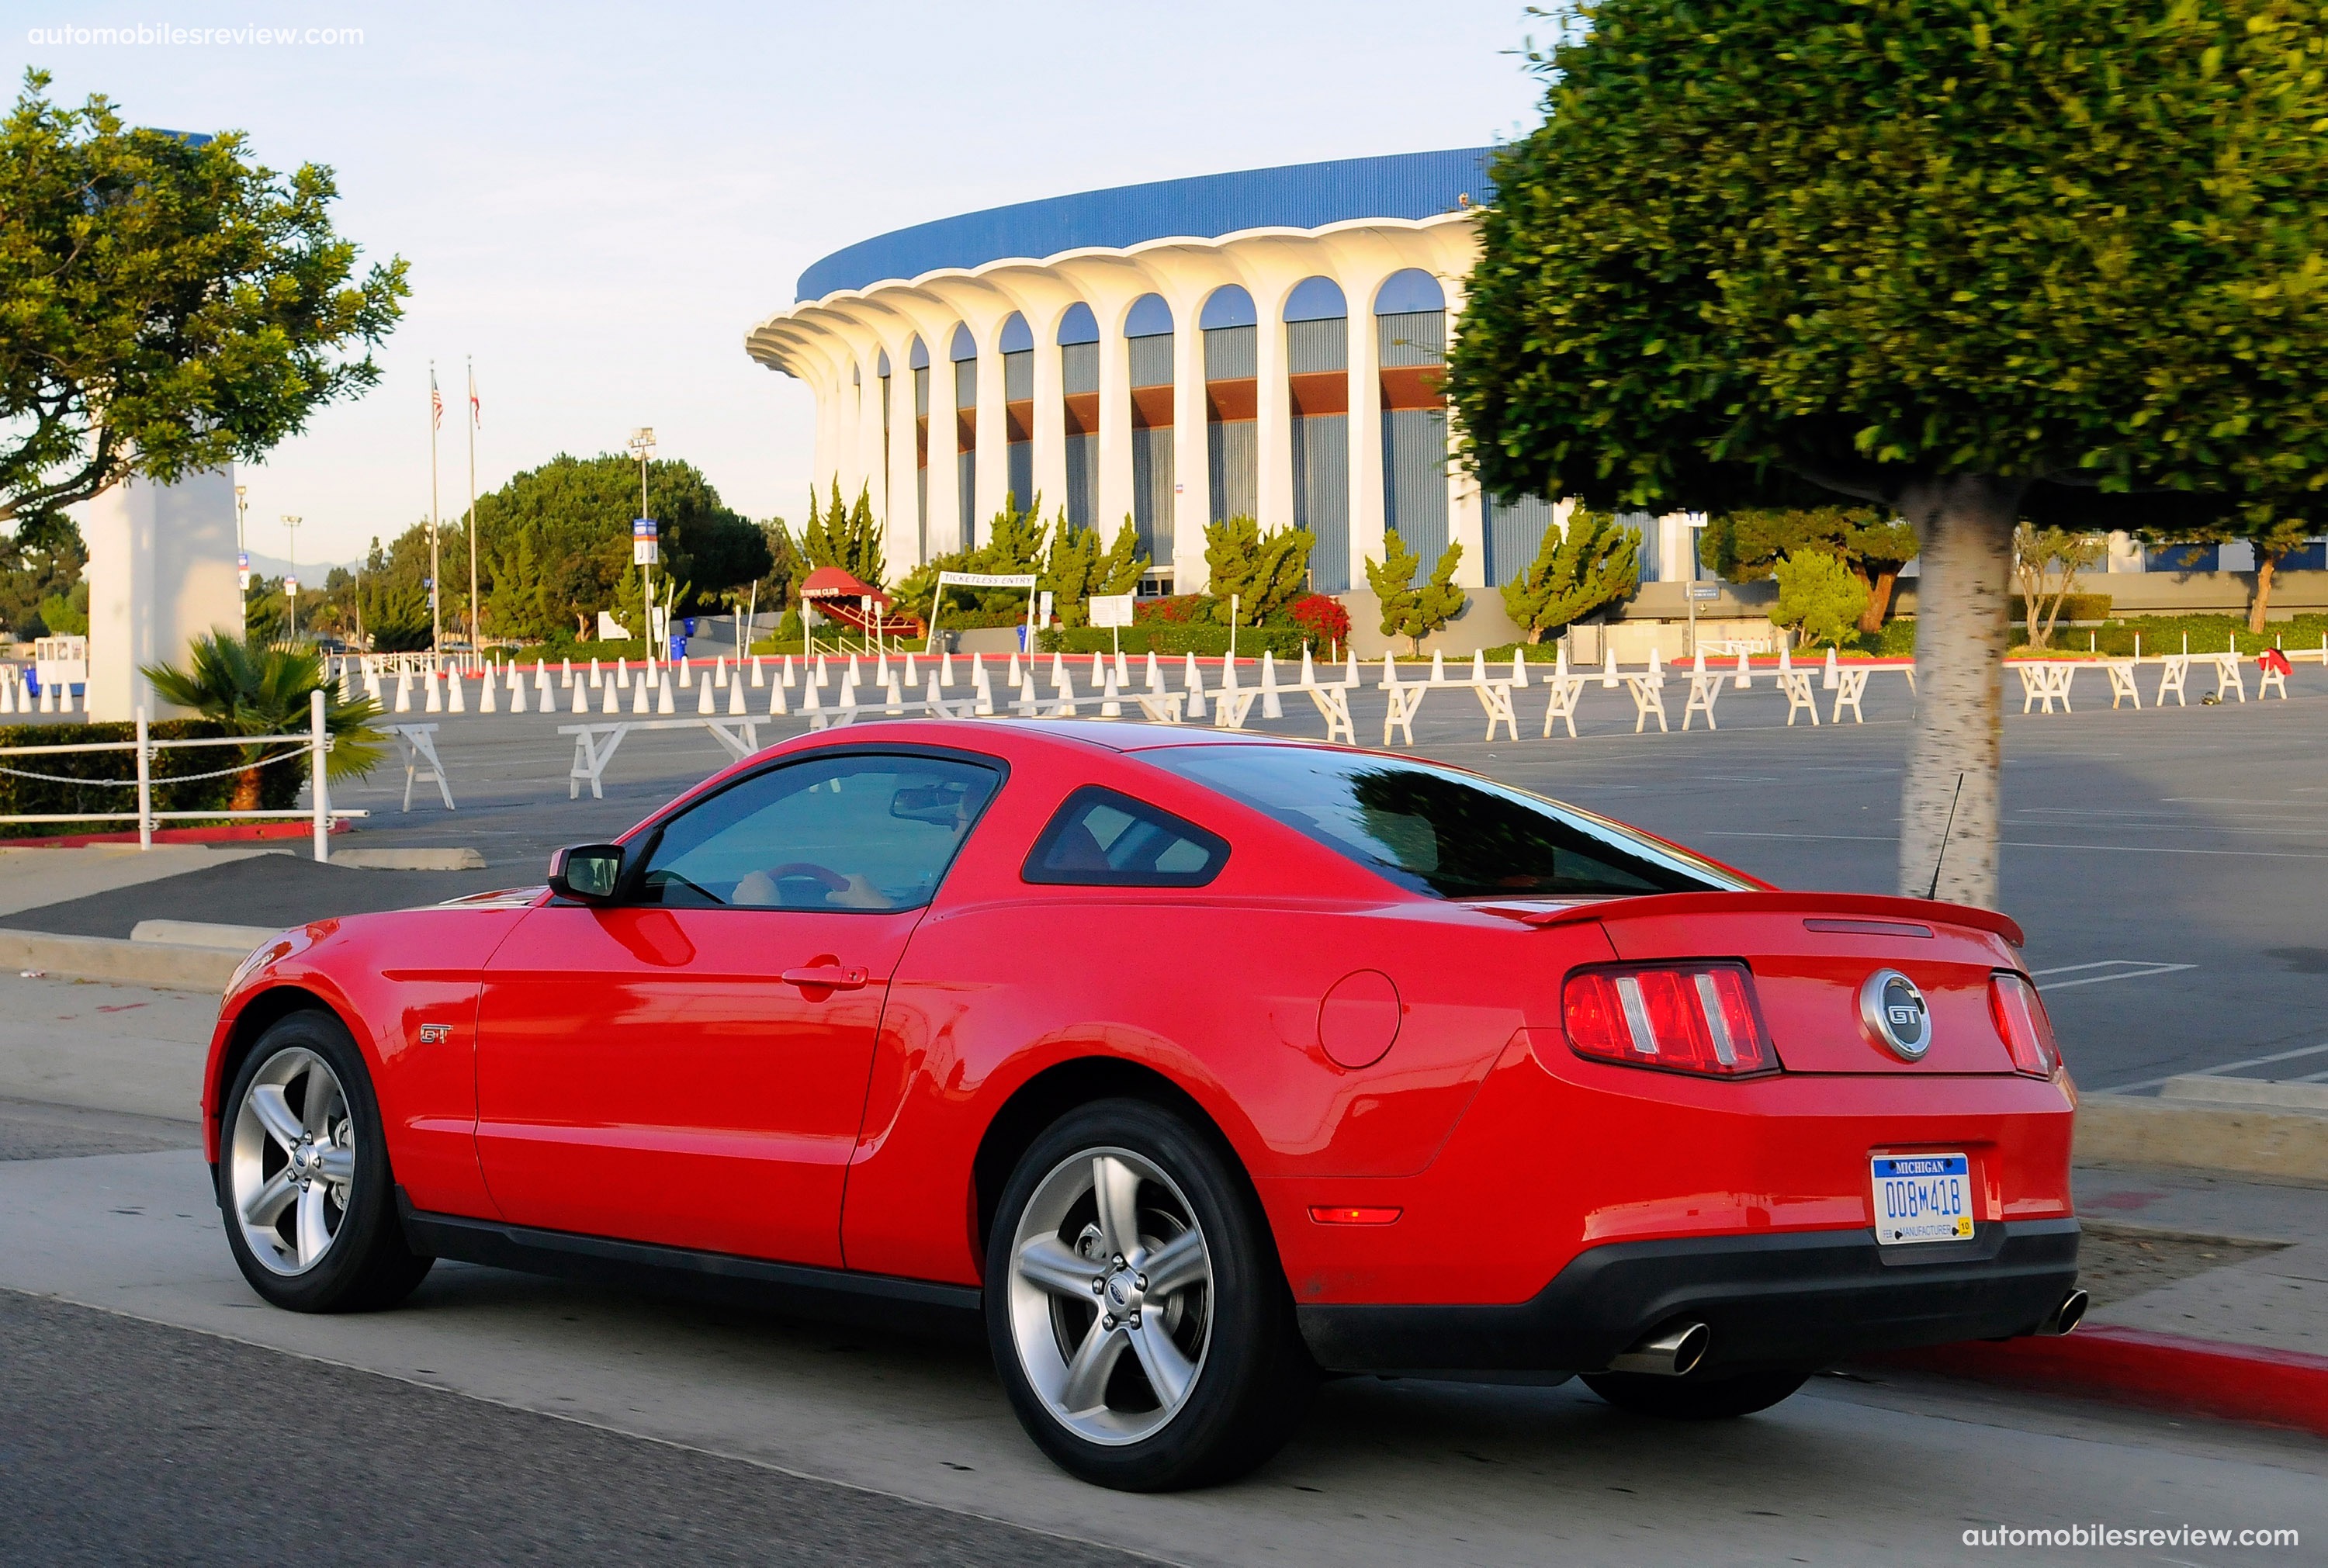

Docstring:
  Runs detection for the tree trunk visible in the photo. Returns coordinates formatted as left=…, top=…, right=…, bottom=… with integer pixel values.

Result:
left=230, top=768, right=262, bottom=812
left=2249, top=556, right=2276, bottom=637
left=1897, top=476, right=2024, bottom=909
left=1858, top=568, right=1899, bottom=634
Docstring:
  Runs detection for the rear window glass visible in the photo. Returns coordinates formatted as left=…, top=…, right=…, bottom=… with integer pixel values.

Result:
left=1023, top=786, right=1228, bottom=888
left=1139, top=746, right=1745, bottom=900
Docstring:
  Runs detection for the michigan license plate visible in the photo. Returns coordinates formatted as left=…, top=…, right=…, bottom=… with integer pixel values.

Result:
left=1871, top=1153, right=1975, bottom=1245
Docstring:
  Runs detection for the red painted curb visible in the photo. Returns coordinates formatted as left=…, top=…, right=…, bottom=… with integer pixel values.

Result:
left=1879, top=1326, right=2328, bottom=1438
left=2, top=820, right=352, bottom=849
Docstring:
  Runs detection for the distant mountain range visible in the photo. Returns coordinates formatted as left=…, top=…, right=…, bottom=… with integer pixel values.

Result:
left=241, top=549, right=359, bottom=581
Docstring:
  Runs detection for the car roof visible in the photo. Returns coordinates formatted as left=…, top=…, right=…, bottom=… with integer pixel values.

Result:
left=805, top=716, right=1350, bottom=753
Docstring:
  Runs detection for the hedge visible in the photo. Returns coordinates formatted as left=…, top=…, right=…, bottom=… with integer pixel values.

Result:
left=1038, top=621, right=1318, bottom=658
left=2008, top=594, right=2113, bottom=624
left=0, top=719, right=305, bottom=839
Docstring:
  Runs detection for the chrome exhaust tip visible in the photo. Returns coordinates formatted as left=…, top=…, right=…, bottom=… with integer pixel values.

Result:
left=1606, top=1321, right=1710, bottom=1377
left=2036, top=1288, right=2088, bottom=1337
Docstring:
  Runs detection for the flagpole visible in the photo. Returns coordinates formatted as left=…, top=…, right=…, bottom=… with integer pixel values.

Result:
left=466, top=356, right=480, bottom=668
left=428, top=362, right=442, bottom=662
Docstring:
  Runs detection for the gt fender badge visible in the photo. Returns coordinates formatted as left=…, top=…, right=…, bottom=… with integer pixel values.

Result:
left=417, top=1023, right=454, bottom=1044
left=1859, top=969, right=1931, bottom=1061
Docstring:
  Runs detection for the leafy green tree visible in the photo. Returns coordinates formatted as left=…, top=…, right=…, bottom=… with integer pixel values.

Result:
left=2011, top=524, right=2105, bottom=649
left=1502, top=505, right=1640, bottom=642
left=799, top=479, right=887, bottom=587
left=352, top=531, right=440, bottom=652
left=1367, top=531, right=1468, bottom=653
left=142, top=632, right=384, bottom=811
left=36, top=579, right=88, bottom=636
left=1443, top=0, right=2328, bottom=905
left=1203, top=516, right=1311, bottom=626
left=1771, top=551, right=1870, bottom=651
left=1699, top=507, right=1917, bottom=632
left=470, top=454, right=766, bottom=641
left=0, top=514, right=83, bottom=639
left=2143, top=504, right=2320, bottom=635
left=0, top=72, right=407, bottom=524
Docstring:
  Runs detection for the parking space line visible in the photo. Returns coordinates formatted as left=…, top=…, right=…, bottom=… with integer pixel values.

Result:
left=2098, top=1041, right=2328, bottom=1094
left=2030, top=962, right=2195, bottom=990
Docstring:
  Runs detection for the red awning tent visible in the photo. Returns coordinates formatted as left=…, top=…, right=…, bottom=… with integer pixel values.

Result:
left=799, top=566, right=922, bottom=636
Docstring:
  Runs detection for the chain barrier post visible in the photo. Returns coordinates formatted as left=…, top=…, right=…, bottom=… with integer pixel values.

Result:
left=310, top=689, right=329, bottom=864
left=135, top=704, right=152, bottom=850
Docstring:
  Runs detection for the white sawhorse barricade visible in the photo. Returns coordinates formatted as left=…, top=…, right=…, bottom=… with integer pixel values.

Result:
left=2107, top=661, right=2143, bottom=709
left=2017, top=662, right=2076, bottom=714
left=391, top=724, right=454, bottom=811
left=1378, top=652, right=1525, bottom=745
left=561, top=718, right=764, bottom=800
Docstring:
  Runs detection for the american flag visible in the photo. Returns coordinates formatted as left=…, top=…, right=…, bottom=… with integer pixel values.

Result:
left=430, top=369, right=443, bottom=430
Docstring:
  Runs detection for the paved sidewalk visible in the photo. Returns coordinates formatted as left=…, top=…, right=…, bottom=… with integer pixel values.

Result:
left=1893, top=1165, right=2328, bottom=1434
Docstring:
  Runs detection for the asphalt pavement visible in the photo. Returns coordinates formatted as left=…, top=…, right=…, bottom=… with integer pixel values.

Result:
left=6, top=660, right=2324, bottom=1089
left=0, top=1120, right=2320, bottom=1567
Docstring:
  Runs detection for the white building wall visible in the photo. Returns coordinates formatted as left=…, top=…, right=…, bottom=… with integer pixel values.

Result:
left=745, top=211, right=1481, bottom=591
left=82, top=467, right=244, bottom=722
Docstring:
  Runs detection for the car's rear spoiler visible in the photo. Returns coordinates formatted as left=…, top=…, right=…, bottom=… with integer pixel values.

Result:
left=1505, top=891, right=2025, bottom=948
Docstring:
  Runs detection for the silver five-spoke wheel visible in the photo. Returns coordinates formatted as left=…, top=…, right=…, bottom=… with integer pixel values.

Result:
left=228, top=1046, right=356, bottom=1276
left=1006, top=1147, right=1214, bottom=1445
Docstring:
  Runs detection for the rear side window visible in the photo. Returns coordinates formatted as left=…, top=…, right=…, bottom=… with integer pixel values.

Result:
left=1139, top=744, right=1745, bottom=900
left=1023, top=786, right=1228, bottom=888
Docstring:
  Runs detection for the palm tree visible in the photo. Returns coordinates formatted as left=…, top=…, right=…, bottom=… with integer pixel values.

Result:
left=143, top=633, right=386, bottom=812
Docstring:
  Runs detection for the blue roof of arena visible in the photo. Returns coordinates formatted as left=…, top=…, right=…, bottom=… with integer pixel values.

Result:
left=795, top=147, right=1498, bottom=303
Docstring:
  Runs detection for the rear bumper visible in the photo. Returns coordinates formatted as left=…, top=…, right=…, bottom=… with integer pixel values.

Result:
left=1295, top=1217, right=2080, bottom=1376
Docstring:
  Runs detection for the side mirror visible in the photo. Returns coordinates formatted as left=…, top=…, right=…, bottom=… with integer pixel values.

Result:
left=548, top=843, right=625, bottom=903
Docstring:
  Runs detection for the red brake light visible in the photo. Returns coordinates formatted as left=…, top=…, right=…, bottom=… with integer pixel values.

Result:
left=1989, top=972, right=2060, bottom=1078
left=1562, top=963, right=1774, bottom=1077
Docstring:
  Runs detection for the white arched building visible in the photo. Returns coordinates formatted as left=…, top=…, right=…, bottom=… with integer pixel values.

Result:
left=747, top=149, right=1562, bottom=609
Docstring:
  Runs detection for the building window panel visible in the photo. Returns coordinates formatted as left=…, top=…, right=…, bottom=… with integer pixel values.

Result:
left=1131, top=424, right=1174, bottom=570
left=1208, top=419, right=1256, bottom=524
left=1382, top=408, right=1450, bottom=574
left=1485, top=494, right=1557, bottom=588
left=1287, top=318, right=1348, bottom=375
left=1292, top=413, right=1349, bottom=592
left=1065, top=433, right=1096, bottom=529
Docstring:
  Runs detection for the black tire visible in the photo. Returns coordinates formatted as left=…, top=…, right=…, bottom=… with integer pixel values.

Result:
left=984, top=1098, right=1312, bottom=1490
left=1580, top=1367, right=1810, bottom=1420
left=216, top=1010, right=433, bottom=1313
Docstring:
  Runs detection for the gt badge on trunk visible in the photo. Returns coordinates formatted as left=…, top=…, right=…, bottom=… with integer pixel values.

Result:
left=1859, top=969, right=1931, bottom=1061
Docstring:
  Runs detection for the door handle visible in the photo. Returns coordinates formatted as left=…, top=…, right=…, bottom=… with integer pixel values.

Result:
left=780, top=964, right=870, bottom=993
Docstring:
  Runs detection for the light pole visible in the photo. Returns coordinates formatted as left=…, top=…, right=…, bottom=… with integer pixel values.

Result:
left=1686, top=512, right=1711, bottom=656
left=234, top=485, right=250, bottom=633
left=280, top=515, right=303, bottom=639
left=628, top=427, right=656, bottom=656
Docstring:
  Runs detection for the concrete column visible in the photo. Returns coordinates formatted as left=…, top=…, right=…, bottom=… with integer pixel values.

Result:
left=885, top=337, right=921, bottom=572
left=1346, top=271, right=1389, bottom=589
left=1170, top=303, right=1209, bottom=591
left=854, top=354, right=886, bottom=523
left=1031, top=305, right=1069, bottom=524
left=1096, top=309, right=1134, bottom=537
left=1440, top=276, right=1486, bottom=588
left=975, top=327, right=1009, bottom=525
left=84, top=467, right=243, bottom=722
left=1254, top=284, right=1294, bottom=531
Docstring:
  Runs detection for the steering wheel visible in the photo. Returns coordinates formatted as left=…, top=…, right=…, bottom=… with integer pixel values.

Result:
left=763, top=861, right=847, bottom=891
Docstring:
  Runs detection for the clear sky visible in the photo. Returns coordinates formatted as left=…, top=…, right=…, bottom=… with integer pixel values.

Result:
left=16, top=2, right=1550, bottom=567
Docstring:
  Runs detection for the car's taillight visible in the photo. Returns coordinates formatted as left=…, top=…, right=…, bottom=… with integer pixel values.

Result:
left=1989, top=971, right=2060, bottom=1078
left=1562, top=963, right=1775, bottom=1077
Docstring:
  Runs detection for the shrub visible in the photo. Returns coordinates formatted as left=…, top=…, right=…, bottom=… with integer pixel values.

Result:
left=1501, top=505, right=1640, bottom=642
left=1366, top=531, right=1467, bottom=652
left=1204, top=517, right=1313, bottom=625
left=0, top=719, right=250, bottom=838
left=1290, top=594, right=1351, bottom=647
left=1771, top=550, right=1869, bottom=649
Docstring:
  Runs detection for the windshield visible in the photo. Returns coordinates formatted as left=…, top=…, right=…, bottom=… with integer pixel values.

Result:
left=1140, top=745, right=1748, bottom=901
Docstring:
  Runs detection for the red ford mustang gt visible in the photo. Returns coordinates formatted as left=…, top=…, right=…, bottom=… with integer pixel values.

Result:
left=203, top=720, right=2082, bottom=1490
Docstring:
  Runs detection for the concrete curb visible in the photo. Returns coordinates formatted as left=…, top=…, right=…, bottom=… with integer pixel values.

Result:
left=1880, top=1326, right=2328, bottom=1440
left=0, top=929, right=240, bottom=991
left=2078, top=1095, right=2328, bottom=1185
